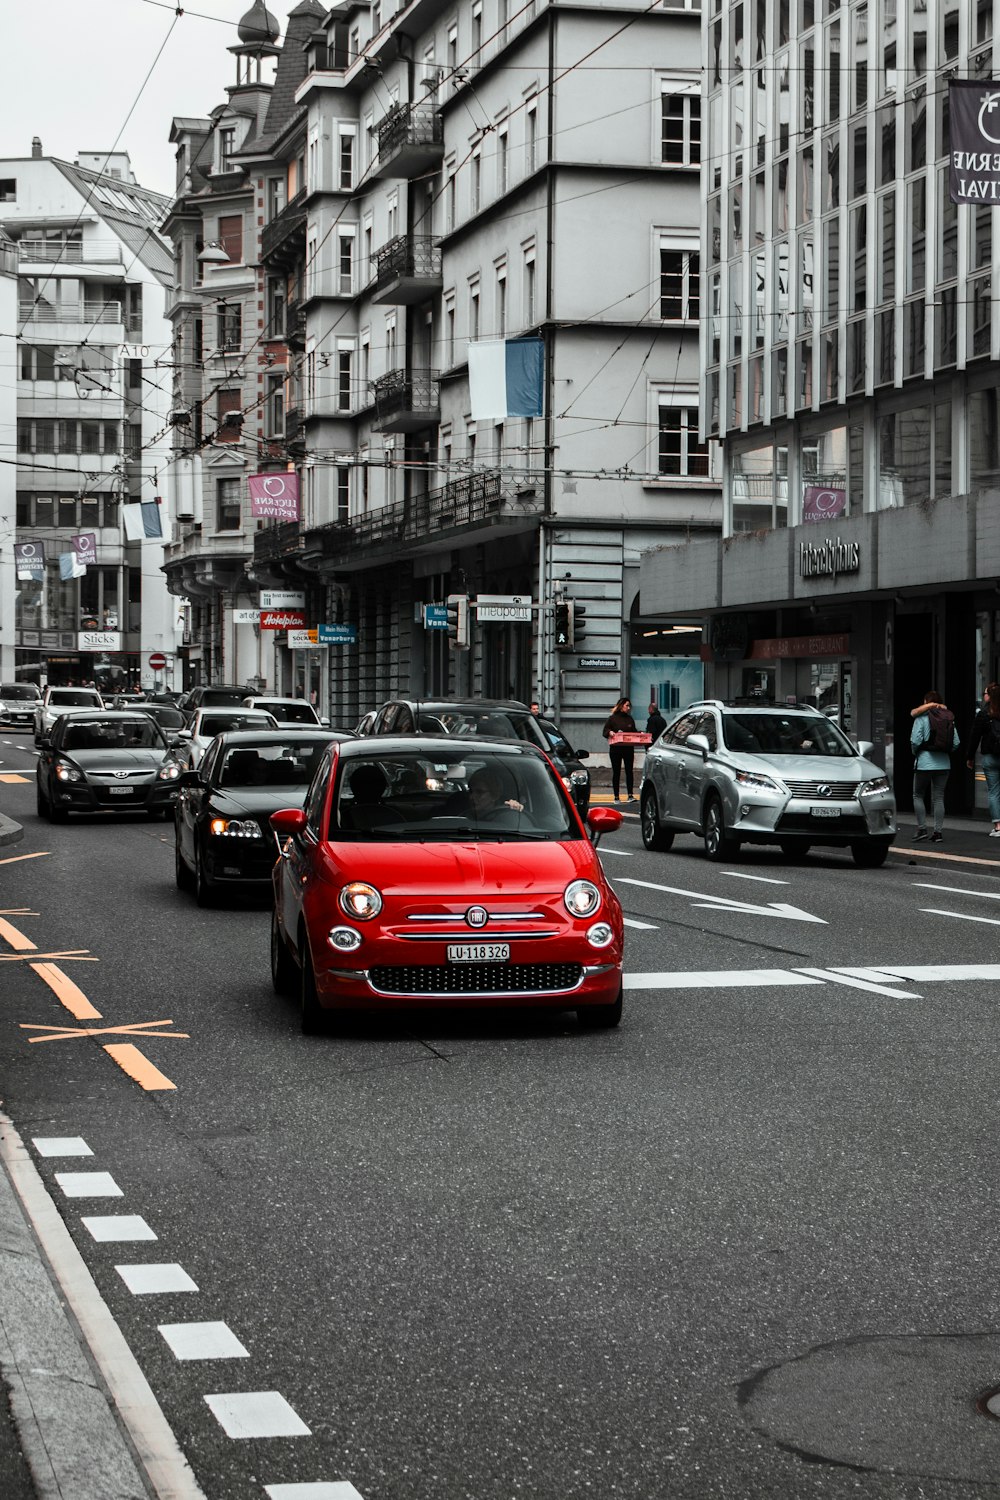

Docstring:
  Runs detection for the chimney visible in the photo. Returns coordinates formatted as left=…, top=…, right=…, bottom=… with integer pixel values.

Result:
left=31, top=137, right=42, bottom=158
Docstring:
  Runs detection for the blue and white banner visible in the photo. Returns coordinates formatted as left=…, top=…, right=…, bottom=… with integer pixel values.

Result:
left=59, top=551, right=86, bottom=581
left=122, top=500, right=164, bottom=541
left=468, top=337, right=544, bottom=420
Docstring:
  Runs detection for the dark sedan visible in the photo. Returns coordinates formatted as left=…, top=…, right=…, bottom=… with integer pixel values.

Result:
left=174, top=729, right=346, bottom=905
left=36, top=710, right=183, bottom=822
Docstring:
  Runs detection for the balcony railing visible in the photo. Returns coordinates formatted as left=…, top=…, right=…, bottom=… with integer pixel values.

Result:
left=260, top=190, right=307, bottom=265
left=18, top=301, right=122, bottom=324
left=371, top=367, right=440, bottom=433
left=285, top=300, right=307, bottom=346
left=374, top=104, right=444, bottom=179
left=17, top=239, right=123, bottom=264
left=371, top=235, right=443, bottom=304
left=253, top=520, right=307, bottom=566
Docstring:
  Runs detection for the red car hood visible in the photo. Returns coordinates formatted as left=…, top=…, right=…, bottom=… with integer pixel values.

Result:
left=322, top=836, right=599, bottom=897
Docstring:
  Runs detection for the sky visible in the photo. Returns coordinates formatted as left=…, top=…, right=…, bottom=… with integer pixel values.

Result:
left=5, top=0, right=270, bottom=196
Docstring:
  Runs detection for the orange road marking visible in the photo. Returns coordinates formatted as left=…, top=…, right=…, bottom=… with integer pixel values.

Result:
left=29, top=963, right=102, bottom=1021
left=0, top=853, right=49, bottom=866
left=0, top=918, right=37, bottom=950
left=21, top=1019, right=188, bottom=1044
left=102, top=1044, right=176, bottom=1091
left=0, top=774, right=29, bottom=783
left=0, top=950, right=96, bottom=963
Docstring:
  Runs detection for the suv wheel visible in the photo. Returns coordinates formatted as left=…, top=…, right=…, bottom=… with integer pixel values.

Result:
left=851, top=838, right=891, bottom=869
left=640, top=788, right=674, bottom=851
left=703, top=794, right=739, bottom=862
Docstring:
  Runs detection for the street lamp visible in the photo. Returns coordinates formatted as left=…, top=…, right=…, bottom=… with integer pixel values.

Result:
left=197, top=241, right=231, bottom=266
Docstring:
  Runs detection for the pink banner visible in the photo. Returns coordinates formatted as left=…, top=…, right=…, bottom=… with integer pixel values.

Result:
left=249, top=472, right=300, bottom=521
left=72, top=532, right=97, bottom=566
left=802, top=486, right=847, bottom=522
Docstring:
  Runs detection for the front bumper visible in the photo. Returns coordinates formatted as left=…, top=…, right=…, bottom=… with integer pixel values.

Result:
left=729, top=787, right=897, bottom=846
left=202, top=838, right=276, bottom=886
left=51, top=780, right=178, bottom=813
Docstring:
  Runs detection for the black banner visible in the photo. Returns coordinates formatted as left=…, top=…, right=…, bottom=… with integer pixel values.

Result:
left=949, top=80, right=1000, bottom=202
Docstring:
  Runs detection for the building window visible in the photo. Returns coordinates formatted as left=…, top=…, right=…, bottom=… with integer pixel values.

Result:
left=471, top=152, right=482, bottom=214
left=524, top=252, right=536, bottom=325
left=658, top=401, right=710, bottom=477
left=125, top=423, right=142, bottom=460
left=265, top=374, right=284, bottom=437
left=469, top=280, right=480, bottom=340
left=497, top=128, right=509, bottom=194
left=336, top=467, right=350, bottom=521
left=217, top=304, right=241, bottom=351
left=446, top=166, right=457, bottom=231
left=216, top=477, right=242, bottom=531
left=496, top=267, right=507, bottom=335
left=266, top=279, right=285, bottom=339
left=219, top=127, right=235, bottom=172
left=0, top=179, right=15, bottom=201
left=338, top=234, right=354, bottom=294
left=526, top=106, right=538, bottom=172
left=445, top=295, right=456, bottom=365
left=660, top=243, right=699, bottom=320
left=661, top=90, right=700, bottom=166
left=216, top=389, right=243, bottom=442
left=337, top=349, right=353, bottom=411
left=339, top=132, right=354, bottom=190
left=267, top=176, right=285, bottom=221
left=218, top=215, right=243, bottom=263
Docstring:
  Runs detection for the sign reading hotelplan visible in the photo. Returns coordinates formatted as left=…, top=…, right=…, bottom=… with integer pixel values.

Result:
left=260, top=610, right=307, bottom=630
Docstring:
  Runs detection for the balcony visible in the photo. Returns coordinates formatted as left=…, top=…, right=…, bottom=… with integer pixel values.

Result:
left=370, top=235, right=443, bottom=305
left=17, top=239, right=123, bottom=265
left=253, top=520, right=308, bottom=568
left=372, top=104, right=444, bottom=180
left=18, top=300, right=122, bottom=325
left=261, top=190, right=307, bottom=268
left=306, top=469, right=541, bottom=569
left=285, top=299, right=307, bottom=348
left=371, top=367, right=440, bottom=433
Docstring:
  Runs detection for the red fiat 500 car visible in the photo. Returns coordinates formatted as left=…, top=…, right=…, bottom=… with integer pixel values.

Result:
left=269, top=736, right=625, bottom=1034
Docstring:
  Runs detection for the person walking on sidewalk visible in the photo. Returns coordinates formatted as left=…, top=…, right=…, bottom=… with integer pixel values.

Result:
left=646, top=702, right=667, bottom=741
left=602, top=696, right=637, bottom=802
left=910, top=687, right=959, bottom=842
left=965, top=681, right=1000, bottom=837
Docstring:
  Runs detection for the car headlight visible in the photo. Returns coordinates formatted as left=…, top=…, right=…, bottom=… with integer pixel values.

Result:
left=158, top=763, right=181, bottom=781
left=857, top=776, right=890, bottom=797
left=339, top=881, right=383, bottom=920
left=54, top=762, right=82, bottom=782
left=734, top=769, right=784, bottom=792
left=570, top=770, right=589, bottom=784
left=564, top=879, right=601, bottom=918
left=209, top=817, right=263, bottom=838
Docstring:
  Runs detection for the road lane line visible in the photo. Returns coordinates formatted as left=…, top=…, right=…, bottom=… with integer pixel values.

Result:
left=265, top=1484, right=366, bottom=1499
left=918, top=907, right=1000, bottom=928
left=913, top=882, right=1000, bottom=900
left=0, top=773, right=29, bottom=783
left=204, top=1391, right=311, bottom=1439
left=103, top=1044, right=177, bottom=1091
left=721, top=872, right=790, bottom=885
left=33, top=1137, right=92, bottom=1157
left=623, top=969, right=825, bottom=989
left=158, top=1322, right=249, bottom=1361
left=623, top=917, right=659, bottom=930
left=0, top=917, right=37, bottom=949
left=29, top=962, right=102, bottom=1020
left=0, top=851, right=49, bottom=866
left=793, top=967, right=920, bottom=999
left=116, top=1264, right=199, bottom=1295
left=55, top=1172, right=123, bottom=1198
left=598, top=847, right=633, bottom=857
left=81, top=1215, right=157, bottom=1242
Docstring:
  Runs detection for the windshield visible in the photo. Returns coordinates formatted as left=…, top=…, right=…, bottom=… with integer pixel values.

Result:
left=331, top=749, right=576, bottom=841
left=432, top=708, right=549, bottom=750
left=218, top=739, right=330, bottom=788
left=266, top=702, right=318, bottom=723
left=142, top=706, right=184, bottom=728
left=1, top=684, right=39, bottom=700
left=722, top=712, right=856, bottom=757
left=50, top=689, right=102, bottom=706
left=200, top=712, right=273, bottom=738
left=62, top=718, right=164, bottom=751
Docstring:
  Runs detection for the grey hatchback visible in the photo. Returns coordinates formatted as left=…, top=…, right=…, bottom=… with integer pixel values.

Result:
left=640, top=700, right=896, bottom=867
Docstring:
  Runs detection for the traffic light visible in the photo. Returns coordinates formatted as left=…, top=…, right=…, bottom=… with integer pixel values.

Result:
left=555, top=599, right=572, bottom=650
left=571, top=601, right=586, bottom=643
left=446, top=593, right=470, bottom=649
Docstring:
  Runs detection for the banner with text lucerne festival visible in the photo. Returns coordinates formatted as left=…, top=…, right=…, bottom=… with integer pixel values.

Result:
left=249, top=472, right=300, bottom=521
left=949, top=81, right=1000, bottom=202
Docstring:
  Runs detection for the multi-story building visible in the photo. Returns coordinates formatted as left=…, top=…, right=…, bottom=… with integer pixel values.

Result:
left=0, top=142, right=178, bottom=692
left=162, top=0, right=719, bottom=739
left=642, top=0, right=1000, bottom=815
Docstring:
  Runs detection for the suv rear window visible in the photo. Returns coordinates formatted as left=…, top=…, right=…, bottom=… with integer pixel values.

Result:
left=49, top=689, right=102, bottom=706
left=1, top=684, right=40, bottom=699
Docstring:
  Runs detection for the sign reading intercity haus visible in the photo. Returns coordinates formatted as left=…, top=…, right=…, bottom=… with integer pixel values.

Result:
left=949, top=81, right=1000, bottom=201
left=799, top=536, right=860, bottom=581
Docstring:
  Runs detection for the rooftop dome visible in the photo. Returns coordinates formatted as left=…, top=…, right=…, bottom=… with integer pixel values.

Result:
left=238, top=0, right=280, bottom=44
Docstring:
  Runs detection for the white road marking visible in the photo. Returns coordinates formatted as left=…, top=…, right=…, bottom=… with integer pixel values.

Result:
left=55, top=1171, right=123, bottom=1198
left=624, top=969, right=824, bottom=990
left=32, top=1136, right=92, bottom=1157
left=873, top=963, right=1000, bottom=981
left=623, top=962, right=1000, bottom=996
left=159, top=1322, right=249, bottom=1361
left=81, top=1215, right=157, bottom=1242
left=918, top=907, right=1000, bottom=928
left=614, top=875, right=825, bottom=924
left=623, top=917, right=659, bottom=930
left=913, top=882, right=1000, bottom=901
left=204, top=1391, right=311, bottom=1439
left=721, top=872, right=790, bottom=885
left=792, top=967, right=920, bottom=999
left=117, top=1263, right=199, bottom=1295
left=265, top=1485, right=366, bottom=1499
left=598, top=846, right=632, bottom=857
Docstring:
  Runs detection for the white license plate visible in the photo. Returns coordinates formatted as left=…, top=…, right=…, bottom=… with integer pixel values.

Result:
left=810, top=806, right=841, bottom=818
left=447, top=942, right=510, bottom=962
left=108, top=786, right=135, bottom=796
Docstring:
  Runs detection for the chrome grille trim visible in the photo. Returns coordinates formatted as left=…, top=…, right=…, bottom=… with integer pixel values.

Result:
left=398, top=929, right=559, bottom=941
left=782, top=780, right=860, bottom=799
left=406, top=910, right=545, bottom=922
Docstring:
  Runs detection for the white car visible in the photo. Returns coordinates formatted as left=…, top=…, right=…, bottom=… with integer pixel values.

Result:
left=174, top=707, right=278, bottom=769
left=241, top=696, right=328, bottom=727
left=34, top=686, right=105, bottom=744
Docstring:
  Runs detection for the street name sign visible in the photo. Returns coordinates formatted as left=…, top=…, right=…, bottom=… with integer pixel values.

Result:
left=474, top=594, right=532, bottom=622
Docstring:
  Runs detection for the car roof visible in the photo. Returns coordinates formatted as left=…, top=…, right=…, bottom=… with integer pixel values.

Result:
left=385, top=698, right=532, bottom=712
left=338, top=735, right=547, bottom=760
left=212, top=730, right=346, bottom=746
left=52, top=709, right=154, bottom=721
left=684, top=700, right=828, bottom=717
left=244, top=696, right=312, bottom=705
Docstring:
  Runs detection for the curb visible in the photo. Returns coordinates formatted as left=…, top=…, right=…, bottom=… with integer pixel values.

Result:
left=0, top=814, right=24, bottom=847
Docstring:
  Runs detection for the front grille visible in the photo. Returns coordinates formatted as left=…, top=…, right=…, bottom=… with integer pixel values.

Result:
left=776, top=812, right=868, bottom=834
left=782, top=780, right=859, bottom=799
left=368, top=962, right=583, bottom=996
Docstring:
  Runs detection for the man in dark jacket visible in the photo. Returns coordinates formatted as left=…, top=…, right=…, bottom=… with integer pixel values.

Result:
left=645, top=703, right=667, bottom=741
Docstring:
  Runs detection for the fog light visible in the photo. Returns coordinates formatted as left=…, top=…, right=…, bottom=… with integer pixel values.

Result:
left=740, top=805, right=750, bottom=818
left=587, top=921, right=614, bottom=948
left=327, top=926, right=362, bottom=952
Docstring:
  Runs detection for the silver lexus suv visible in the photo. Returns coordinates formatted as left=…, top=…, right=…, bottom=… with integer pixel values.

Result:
left=640, top=701, right=896, bottom=867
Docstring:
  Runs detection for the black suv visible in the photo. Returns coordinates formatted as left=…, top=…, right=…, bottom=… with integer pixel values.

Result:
left=360, top=699, right=592, bottom=812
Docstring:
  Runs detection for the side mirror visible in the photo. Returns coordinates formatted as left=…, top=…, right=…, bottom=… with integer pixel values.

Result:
left=587, top=805, right=623, bottom=845
left=575, top=748, right=590, bottom=759
left=178, top=769, right=202, bottom=788
left=320, top=716, right=330, bottom=727
left=38, top=735, right=51, bottom=749
left=687, top=733, right=710, bottom=757
left=857, top=740, right=874, bottom=758
left=270, top=808, right=307, bottom=837
left=175, top=729, right=192, bottom=741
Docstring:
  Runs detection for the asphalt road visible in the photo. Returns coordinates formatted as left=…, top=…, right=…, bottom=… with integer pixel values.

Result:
left=2, top=729, right=1000, bottom=1499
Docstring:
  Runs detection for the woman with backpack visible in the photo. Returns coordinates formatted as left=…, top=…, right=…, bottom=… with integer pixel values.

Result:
left=910, top=687, right=960, bottom=842
left=965, top=681, right=1000, bottom=837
